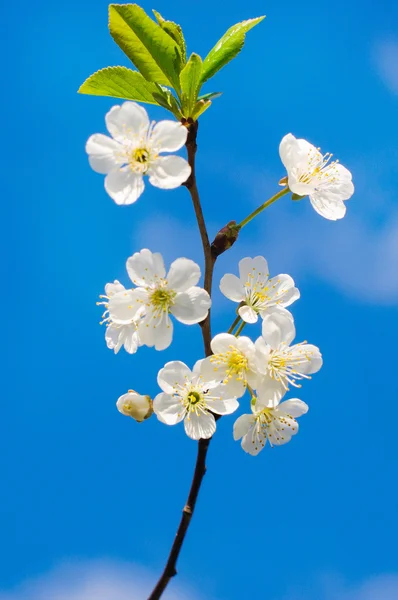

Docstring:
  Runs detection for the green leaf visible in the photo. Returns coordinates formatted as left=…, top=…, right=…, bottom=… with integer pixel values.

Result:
left=197, top=91, right=222, bottom=102
left=152, top=10, right=187, bottom=63
left=200, top=16, right=265, bottom=84
left=153, top=84, right=183, bottom=119
left=109, top=4, right=183, bottom=90
left=78, top=66, right=160, bottom=104
left=180, top=53, right=203, bottom=115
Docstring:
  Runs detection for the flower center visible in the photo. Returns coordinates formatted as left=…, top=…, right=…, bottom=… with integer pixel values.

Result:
left=129, top=146, right=151, bottom=174
left=267, top=344, right=312, bottom=389
left=149, top=287, right=176, bottom=313
left=299, top=147, right=340, bottom=186
left=183, top=388, right=207, bottom=415
left=187, top=391, right=201, bottom=405
left=210, top=347, right=248, bottom=382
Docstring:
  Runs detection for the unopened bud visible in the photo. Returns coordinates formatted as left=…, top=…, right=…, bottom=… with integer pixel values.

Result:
left=116, top=390, right=153, bottom=423
left=211, top=221, right=240, bottom=258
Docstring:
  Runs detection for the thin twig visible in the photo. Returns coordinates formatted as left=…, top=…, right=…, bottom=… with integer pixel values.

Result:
left=184, top=120, right=215, bottom=357
left=147, top=437, right=211, bottom=600
left=147, top=120, right=216, bottom=600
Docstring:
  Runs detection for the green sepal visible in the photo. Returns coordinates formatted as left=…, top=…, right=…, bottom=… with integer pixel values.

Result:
left=291, top=193, right=306, bottom=201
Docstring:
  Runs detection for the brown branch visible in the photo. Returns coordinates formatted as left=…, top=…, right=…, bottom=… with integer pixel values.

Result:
left=183, top=119, right=214, bottom=357
left=148, top=120, right=229, bottom=600
left=147, top=437, right=211, bottom=600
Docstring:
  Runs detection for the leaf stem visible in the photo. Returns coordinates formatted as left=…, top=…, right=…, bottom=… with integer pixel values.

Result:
left=239, top=186, right=290, bottom=229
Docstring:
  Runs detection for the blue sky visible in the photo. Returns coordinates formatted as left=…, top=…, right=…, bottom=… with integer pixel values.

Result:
left=2, top=0, right=398, bottom=598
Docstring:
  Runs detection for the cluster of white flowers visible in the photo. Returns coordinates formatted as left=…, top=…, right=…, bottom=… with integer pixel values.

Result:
left=87, top=102, right=356, bottom=453
left=152, top=256, right=322, bottom=450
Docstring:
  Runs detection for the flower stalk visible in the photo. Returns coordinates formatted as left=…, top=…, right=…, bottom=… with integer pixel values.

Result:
left=239, top=186, right=290, bottom=229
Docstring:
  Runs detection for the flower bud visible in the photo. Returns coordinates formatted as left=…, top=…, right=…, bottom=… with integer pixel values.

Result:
left=211, top=220, right=240, bottom=258
left=116, top=390, right=153, bottom=423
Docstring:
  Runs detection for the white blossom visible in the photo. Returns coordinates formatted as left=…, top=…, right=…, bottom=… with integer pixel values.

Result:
left=97, top=281, right=143, bottom=354
left=255, top=311, right=322, bottom=402
left=200, top=333, right=259, bottom=398
left=86, top=101, right=191, bottom=205
left=233, top=391, right=308, bottom=455
left=220, top=256, right=299, bottom=324
left=116, top=390, right=153, bottom=422
left=279, top=133, right=354, bottom=220
left=127, top=249, right=211, bottom=351
left=153, top=360, right=239, bottom=440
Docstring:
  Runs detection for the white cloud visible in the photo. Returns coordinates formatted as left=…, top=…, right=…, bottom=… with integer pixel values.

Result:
left=280, top=573, right=398, bottom=600
left=0, top=561, right=203, bottom=600
left=135, top=202, right=398, bottom=305
left=373, top=39, right=398, bottom=94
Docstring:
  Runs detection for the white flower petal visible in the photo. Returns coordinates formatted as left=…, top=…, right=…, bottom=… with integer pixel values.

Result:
left=210, top=333, right=238, bottom=354
left=86, top=134, right=125, bottom=174
left=106, top=324, right=140, bottom=355
left=105, top=166, right=145, bottom=205
left=267, top=274, right=300, bottom=307
left=224, top=377, right=247, bottom=398
left=261, top=310, right=296, bottom=348
left=208, top=393, right=239, bottom=416
left=184, top=412, right=216, bottom=440
left=233, top=414, right=254, bottom=440
left=171, top=287, right=211, bottom=324
left=105, top=325, right=123, bottom=354
left=126, top=248, right=166, bottom=287
left=105, top=102, right=149, bottom=141
left=309, top=192, right=347, bottom=221
left=219, top=273, right=245, bottom=302
left=105, top=280, right=126, bottom=296
left=256, top=378, right=286, bottom=408
left=277, top=398, right=308, bottom=418
left=148, top=155, right=191, bottom=189
left=108, top=289, right=141, bottom=324
left=239, top=256, right=269, bottom=285
left=157, top=361, right=192, bottom=394
left=153, top=392, right=185, bottom=425
left=279, top=133, right=315, bottom=173
left=241, top=425, right=265, bottom=456
left=150, top=120, right=188, bottom=152
left=291, top=344, right=323, bottom=374
left=167, top=258, right=200, bottom=292
left=199, top=356, right=227, bottom=383
left=238, top=305, right=258, bottom=323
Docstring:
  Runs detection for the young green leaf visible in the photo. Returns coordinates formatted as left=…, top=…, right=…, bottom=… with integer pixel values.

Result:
left=153, top=84, right=183, bottom=119
left=152, top=10, right=187, bottom=63
left=109, top=4, right=183, bottom=90
left=191, top=99, right=212, bottom=120
left=197, top=91, right=222, bottom=102
left=200, top=16, right=265, bottom=84
left=78, top=66, right=160, bottom=104
left=180, top=53, right=203, bottom=116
